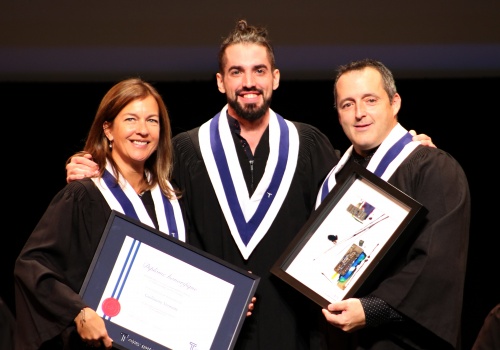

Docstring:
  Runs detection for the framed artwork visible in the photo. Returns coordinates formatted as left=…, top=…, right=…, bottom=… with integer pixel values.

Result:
left=271, top=163, right=427, bottom=307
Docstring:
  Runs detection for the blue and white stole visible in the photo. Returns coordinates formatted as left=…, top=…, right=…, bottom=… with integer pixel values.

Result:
left=91, top=161, right=186, bottom=242
left=316, top=123, right=421, bottom=209
left=199, top=105, right=299, bottom=259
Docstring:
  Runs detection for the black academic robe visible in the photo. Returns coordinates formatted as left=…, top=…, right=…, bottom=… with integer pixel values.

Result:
left=335, top=146, right=471, bottom=350
left=172, top=122, right=340, bottom=350
left=14, top=179, right=111, bottom=350
left=14, top=179, right=177, bottom=350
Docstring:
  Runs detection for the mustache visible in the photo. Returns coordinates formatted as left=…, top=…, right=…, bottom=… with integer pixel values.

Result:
left=236, top=87, right=263, bottom=95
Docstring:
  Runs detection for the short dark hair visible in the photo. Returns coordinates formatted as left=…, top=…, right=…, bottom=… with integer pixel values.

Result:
left=333, top=58, right=398, bottom=109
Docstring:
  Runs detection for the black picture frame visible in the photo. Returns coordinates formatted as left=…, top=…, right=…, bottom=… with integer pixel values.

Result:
left=271, top=163, right=427, bottom=308
left=80, top=210, right=260, bottom=350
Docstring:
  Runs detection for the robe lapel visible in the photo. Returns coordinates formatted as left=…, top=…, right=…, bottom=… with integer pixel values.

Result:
left=92, top=161, right=186, bottom=241
left=316, top=123, right=420, bottom=208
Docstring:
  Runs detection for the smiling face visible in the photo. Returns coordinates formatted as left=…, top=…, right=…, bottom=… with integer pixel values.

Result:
left=335, top=67, right=401, bottom=156
left=103, top=95, right=160, bottom=172
left=216, top=43, right=280, bottom=122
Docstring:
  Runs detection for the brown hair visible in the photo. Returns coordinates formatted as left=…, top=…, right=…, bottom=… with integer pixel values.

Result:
left=70, top=77, right=177, bottom=199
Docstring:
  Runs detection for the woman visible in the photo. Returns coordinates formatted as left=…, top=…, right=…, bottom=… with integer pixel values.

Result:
left=14, top=78, right=186, bottom=349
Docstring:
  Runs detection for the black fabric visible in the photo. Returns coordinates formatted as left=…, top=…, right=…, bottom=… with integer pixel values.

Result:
left=329, top=146, right=470, bottom=349
left=14, top=179, right=111, bottom=350
left=0, top=297, right=15, bottom=350
left=172, top=121, right=340, bottom=350
left=13, top=179, right=184, bottom=350
left=360, top=296, right=402, bottom=328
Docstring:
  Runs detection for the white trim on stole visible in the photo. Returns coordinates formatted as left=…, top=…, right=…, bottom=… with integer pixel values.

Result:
left=199, top=105, right=299, bottom=259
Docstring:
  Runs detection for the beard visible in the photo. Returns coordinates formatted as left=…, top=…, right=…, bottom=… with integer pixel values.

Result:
left=227, top=90, right=272, bottom=122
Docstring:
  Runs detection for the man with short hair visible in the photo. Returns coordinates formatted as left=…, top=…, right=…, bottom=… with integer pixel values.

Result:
left=319, top=59, right=470, bottom=349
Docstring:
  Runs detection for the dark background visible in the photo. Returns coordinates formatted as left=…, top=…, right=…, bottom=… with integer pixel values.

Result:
left=1, top=1, right=500, bottom=82
left=1, top=0, right=499, bottom=348
left=1, top=76, right=495, bottom=349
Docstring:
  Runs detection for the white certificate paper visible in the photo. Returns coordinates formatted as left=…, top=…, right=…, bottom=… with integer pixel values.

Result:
left=97, top=236, right=234, bottom=350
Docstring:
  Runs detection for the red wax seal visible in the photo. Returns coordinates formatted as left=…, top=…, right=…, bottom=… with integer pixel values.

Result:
left=102, top=297, right=121, bottom=317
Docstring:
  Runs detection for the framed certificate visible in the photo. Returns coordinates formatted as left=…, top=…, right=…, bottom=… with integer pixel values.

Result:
left=80, top=211, right=260, bottom=350
left=271, top=163, right=427, bottom=308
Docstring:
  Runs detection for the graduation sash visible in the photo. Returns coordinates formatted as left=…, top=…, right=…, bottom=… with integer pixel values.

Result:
left=316, top=123, right=421, bottom=208
left=91, top=161, right=186, bottom=241
left=199, top=105, right=299, bottom=259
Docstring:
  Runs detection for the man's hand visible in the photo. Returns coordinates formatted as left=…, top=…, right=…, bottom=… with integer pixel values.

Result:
left=66, top=153, right=99, bottom=183
left=322, top=298, right=366, bottom=333
left=409, top=130, right=436, bottom=148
